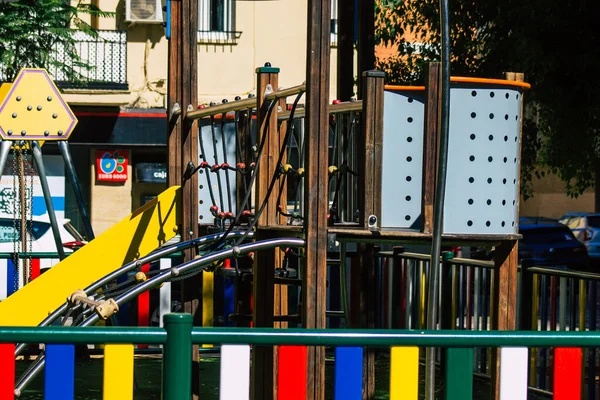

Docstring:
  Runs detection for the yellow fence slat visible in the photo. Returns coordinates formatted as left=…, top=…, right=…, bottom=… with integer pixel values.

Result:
left=390, top=346, right=419, bottom=400
left=103, top=344, right=134, bottom=400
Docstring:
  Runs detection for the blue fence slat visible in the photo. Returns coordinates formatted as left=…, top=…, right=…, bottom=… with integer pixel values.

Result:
left=44, top=344, right=75, bottom=400
left=7, top=259, right=16, bottom=296
left=334, top=347, right=363, bottom=400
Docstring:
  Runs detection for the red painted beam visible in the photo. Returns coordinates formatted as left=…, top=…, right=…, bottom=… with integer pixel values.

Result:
left=30, top=259, right=40, bottom=281
left=137, top=263, right=151, bottom=349
left=0, top=344, right=15, bottom=400
left=277, top=346, right=307, bottom=400
left=553, top=347, right=582, bottom=400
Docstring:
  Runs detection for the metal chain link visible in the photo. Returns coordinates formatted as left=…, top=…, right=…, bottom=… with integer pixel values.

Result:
left=26, top=149, right=33, bottom=283
left=11, top=148, right=18, bottom=292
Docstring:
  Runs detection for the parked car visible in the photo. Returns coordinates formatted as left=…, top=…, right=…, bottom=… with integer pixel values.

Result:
left=518, top=217, right=590, bottom=271
left=558, top=212, right=600, bottom=264
left=0, top=213, right=86, bottom=254
left=472, top=217, right=590, bottom=271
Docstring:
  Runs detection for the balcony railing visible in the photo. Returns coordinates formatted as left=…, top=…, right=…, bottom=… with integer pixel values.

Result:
left=0, top=29, right=128, bottom=91
left=50, top=30, right=128, bottom=91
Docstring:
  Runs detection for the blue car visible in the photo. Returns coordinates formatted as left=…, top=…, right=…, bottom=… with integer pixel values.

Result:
left=559, top=212, right=600, bottom=263
left=519, top=217, right=590, bottom=271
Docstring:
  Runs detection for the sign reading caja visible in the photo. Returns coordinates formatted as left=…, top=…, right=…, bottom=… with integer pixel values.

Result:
left=96, top=150, right=129, bottom=182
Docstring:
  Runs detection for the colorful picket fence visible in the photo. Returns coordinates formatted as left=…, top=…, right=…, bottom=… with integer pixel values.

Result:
left=0, top=255, right=61, bottom=299
left=0, top=315, right=595, bottom=400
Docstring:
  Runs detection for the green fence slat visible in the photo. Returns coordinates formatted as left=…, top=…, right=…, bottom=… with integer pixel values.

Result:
left=445, top=347, right=473, bottom=400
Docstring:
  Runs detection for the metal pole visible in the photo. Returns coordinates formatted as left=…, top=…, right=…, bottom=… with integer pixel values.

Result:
left=0, top=141, right=12, bottom=177
left=162, top=313, right=193, bottom=400
left=57, top=141, right=94, bottom=240
left=31, top=142, right=66, bottom=260
left=425, top=0, right=451, bottom=394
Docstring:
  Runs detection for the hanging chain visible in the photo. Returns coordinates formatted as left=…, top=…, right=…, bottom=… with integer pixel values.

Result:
left=25, top=149, right=33, bottom=283
left=11, top=149, right=18, bottom=292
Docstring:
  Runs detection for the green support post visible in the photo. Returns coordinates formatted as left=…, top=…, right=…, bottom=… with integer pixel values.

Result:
left=519, top=259, right=534, bottom=331
left=163, top=313, right=193, bottom=400
left=439, top=251, right=454, bottom=377
left=445, top=347, right=474, bottom=400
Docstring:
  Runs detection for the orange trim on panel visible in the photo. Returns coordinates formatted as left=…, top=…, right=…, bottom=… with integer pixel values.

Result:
left=384, top=77, right=531, bottom=92
left=384, top=85, right=426, bottom=92
left=450, top=76, right=531, bottom=89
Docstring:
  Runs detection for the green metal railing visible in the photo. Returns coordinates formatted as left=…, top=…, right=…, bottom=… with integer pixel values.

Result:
left=3, top=314, right=600, bottom=398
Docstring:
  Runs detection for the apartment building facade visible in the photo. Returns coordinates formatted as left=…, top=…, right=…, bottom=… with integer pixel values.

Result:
left=20, top=0, right=344, bottom=236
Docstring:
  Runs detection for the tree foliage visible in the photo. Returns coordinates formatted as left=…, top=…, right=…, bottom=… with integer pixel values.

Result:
left=375, top=0, right=600, bottom=199
left=0, top=0, right=114, bottom=84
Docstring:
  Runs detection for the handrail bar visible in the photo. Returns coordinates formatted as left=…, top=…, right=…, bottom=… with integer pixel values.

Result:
left=278, top=99, right=362, bottom=120
left=3, top=327, right=600, bottom=348
left=525, top=266, right=600, bottom=281
left=448, top=257, right=495, bottom=269
left=264, top=83, right=306, bottom=101
left=186, top=97, right=256, bottom=120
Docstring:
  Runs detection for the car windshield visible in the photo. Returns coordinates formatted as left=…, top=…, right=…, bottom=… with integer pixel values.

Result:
left=0, top=220, right=51, bottom=243
left=587, top=216, right=600, bottom=228
left=521, top=227, right=576, bottom=245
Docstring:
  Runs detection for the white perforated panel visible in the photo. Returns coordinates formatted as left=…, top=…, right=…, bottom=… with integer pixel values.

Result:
left=443, top=86, right=522, bottom=234
left=381, top=90, right=425, bottom=229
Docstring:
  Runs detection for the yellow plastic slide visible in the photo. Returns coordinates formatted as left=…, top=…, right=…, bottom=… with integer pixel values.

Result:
left=0, top=186, right=181, bottom=326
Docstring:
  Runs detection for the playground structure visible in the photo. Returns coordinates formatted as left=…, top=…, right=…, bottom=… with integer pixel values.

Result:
left=0, top=1, right=597, bottom=400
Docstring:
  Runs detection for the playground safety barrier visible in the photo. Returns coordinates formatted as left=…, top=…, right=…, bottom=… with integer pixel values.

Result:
left=0, top=313, right=594, bottom=400
left=383, top=249, right=600, bottom=397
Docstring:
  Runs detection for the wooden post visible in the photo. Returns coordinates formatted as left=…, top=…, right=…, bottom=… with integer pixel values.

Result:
left=304, top=0, right=331, bottom=398
left=357, top=0, right=375, bottom=98
left=167, top=0, right=182, bottom=189
left=491, top=72, right=524, bottom=400
left=421, top=63, right=441, bottom=233
left=358, top=70, right=384, bottom=228
left=354, top=71, right=384, bottom=399
left=357, top=243, right=377, bottom=399
left=275, top=96, right=289, bottom=330
left=252, top=65, right=279, bottom=400
left=337, top=0, right=355, bottom=101
left=167, top=0, right=200, bottom=398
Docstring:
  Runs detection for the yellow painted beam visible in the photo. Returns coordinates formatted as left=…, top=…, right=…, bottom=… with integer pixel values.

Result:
left=202, top=270, right=214, bottom=348
left=103, top=344, right=134, bottom=400
left=0, top=186, right=181, bottom=326
left=390, top=347, right=419, bottom=400
left=0, top=83, right=12, bottom=104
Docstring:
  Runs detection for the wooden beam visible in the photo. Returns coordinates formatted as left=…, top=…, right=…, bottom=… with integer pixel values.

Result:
left=275, top=97, right=289, bottom=333
left=357, top=243, right=377, bottom=399
left=421, top=63, right=441, bottom=233
left=304, top=0, right=331, bottom=398
left=251, top=66, right=280, bottom=400
left=358, top=70, right=384, bottom=228
left=180, top=0, right=199, bottom=256
left=357, top=0, right=375, bottom=98
left=491, top=71, right=525, bottom=400
left=337, top=0, right=355, bottom=101
left=168, top=0, right=200, bottom=398
left=167, top=0, right=182, bottom=188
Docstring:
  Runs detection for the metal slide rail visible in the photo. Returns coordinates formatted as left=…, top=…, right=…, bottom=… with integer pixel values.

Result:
left=12, top=237, right=304, bottom=395
left=0, top=322, right=596, bottom=399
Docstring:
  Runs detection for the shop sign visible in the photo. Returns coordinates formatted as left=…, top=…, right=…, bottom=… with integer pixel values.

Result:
left=135, top=163, right=167, bottom=183
left=97, top=150, right=128, bottom=182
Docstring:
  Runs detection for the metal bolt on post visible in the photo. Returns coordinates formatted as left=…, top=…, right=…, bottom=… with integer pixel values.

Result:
left=162, top=313, right=193, bottom=400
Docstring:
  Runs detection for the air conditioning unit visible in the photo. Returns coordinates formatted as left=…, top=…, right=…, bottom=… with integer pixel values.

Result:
left=125, top=0, right=163, bottom=24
